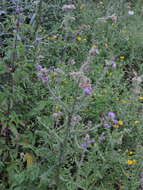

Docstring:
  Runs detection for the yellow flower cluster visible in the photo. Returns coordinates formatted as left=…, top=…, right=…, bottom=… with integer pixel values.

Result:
left=139, top=96, right=143, bottom=100
left=54, top=106, right=61, bottom=111
left=113, top=120, right=123, bottom=128
left=128, top=151, right=135, bottom=156
left=108, top=72, right=112, bottom=76
left=120, top=56, right=125, bottom=60
left=113, top=124, right=119, bottom=128
left=134, top=120, right=140, bottom=124
left=127, top=160, right=137, bottom=165
left=48, top=35, right=58, bottom=40
left=76, top=36, right=87, bottom=41
left=118, top=120, right=123, bottom=125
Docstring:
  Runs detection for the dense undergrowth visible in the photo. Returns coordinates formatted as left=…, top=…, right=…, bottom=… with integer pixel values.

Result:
left=0, top=0, right=143, bottom=189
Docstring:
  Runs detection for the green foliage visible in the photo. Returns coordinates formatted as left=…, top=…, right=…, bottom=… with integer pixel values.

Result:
left=0, top=0, right=143, bottom=189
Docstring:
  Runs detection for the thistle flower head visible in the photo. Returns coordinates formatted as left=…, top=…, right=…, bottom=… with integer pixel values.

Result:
left=108, top=112, right=116, bottom=119
left=104, top=123, right=110, bottom=128
left=36, top=64, right=43, bottom=71
left=37, top=72, right=43, bottom=78
left=42, top=76, right=49, bottom=82
left=81, top=134, right=95, bottom=148
left=73, top=115, right=82, bottom=121
left=62, top=4, right=76, bottom=10
left=84, top=87, right=92, bottom=95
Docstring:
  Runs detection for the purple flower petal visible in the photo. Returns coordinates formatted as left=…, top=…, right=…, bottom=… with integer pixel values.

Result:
left=87, top=139, right=95, bottom=143
left=37, top=72, right=43, bottom=78
left=113, top=120, right=118, bottom=124
left=104, top=123, right=110, bottom=128
left=42, top=77, right=49, bottom=82
left=112, top=61, right=116, bottom=68
left=36, top=37, right=42, bottom=41
left=108, top=112, right=116, bottom=119
left=36, top=65, right=43, bottom=71
left=81, top=143, right=88, bottom=148
left=84, top=87, right=92, bottom=95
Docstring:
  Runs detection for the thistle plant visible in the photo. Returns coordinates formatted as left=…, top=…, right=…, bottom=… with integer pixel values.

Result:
left=1, top=0, right=143, bottom=189
left=34, top=4, right=100, bottom=188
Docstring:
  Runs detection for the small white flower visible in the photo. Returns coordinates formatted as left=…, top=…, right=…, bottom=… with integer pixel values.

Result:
left=128, top=10, right=134, bottom=15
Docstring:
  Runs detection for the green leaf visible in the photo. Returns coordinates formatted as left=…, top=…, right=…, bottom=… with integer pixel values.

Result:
left=28, top=101, right=48, bottom=116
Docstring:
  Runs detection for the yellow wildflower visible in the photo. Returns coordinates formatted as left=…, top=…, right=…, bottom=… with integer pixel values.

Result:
left=120, top=56, right=125, bottom=60
left=82, top=38, right=87, bottom=41
left=128, top=151, right=135, bottom=156
left=139, top=96, right=143, bottom=100
left=108, top=72, right=112, bottom=76
left=48, top=35, right=58, bottom=39
left=134, top=120, right=140, bottom=124
left=76, top=36, right=82, bottom=41
left=92, top=45, right=97, bottom=48
left=55, top=106, right=61, bottom=111
left=113, top=124, right=119, bottom=128
left=52, top=35, right=57, bottom=39
left=92, top=178, right=96, bottom=181
left=127, top=160, right=137, bottom=165
left=80, top=5, right=85, bottom=9
left=118, top=120, right=123, bottom=125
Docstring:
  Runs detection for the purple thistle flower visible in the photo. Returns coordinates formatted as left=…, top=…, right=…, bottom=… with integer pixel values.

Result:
left=62, top=4, right=76, bottom=10
left=81, top=143, right=88, bottom=148
left=81, top=134, right=95, bottom=149
left=104, top=123, right=110, bottom=128
left=108, top=112, right=116, bottom=120
left=111, top=61, right=116, bottom=68
left=87, top=139, right=95, bottom=143
left=42, top=76, right=49, bottom=82
left=36, top=37, right=42, bottom=41
left=41, top=68, right=48, bottom=73
left=73, top=115, right=82, bottom=121
left=48, top=66, right=55, bottom=71
left=37, top=72, right=43, bottom=78
left=113, top=120, right=118, bottom=124
left=36, top=65, right=43, bottom=71
left=84, top=87, right=92, bottom=95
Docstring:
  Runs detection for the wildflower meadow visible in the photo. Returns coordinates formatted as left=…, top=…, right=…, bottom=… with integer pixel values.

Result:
left=0, top=0, right=143, bottom=189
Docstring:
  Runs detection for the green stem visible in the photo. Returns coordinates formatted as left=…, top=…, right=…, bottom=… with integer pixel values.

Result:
left=54, top=82, right=80, bottom=189
left=34, top=0, right=43, bottom=35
